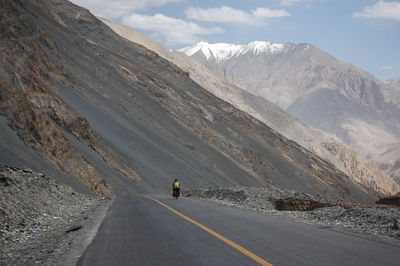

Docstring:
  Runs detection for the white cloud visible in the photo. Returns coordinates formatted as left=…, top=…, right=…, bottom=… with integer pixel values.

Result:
left=380, top=66, right=393, bottom=70
left=185, top=6, right=290, bottom=25
left=280, top=0, right=310, bottom=6
left=185, top=6, right=252, bottom=24
left=70, top=0, right=182, bottom=18
left=252, top=8, right=291, bottom=19
left=353, top=1, right=400, bottom=21
left=121, top=13, right=223, bottom=45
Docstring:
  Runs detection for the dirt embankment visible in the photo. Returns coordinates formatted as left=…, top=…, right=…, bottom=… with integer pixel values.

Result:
left=377, top=196, right=400, bottom=207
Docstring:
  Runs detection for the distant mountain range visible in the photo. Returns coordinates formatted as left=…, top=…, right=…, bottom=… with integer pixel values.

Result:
left=101, top=18, right=399, bottom=196
left=180, top=41, right=400, bottom=186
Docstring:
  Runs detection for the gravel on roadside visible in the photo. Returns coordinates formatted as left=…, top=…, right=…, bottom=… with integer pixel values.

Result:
left=0, top=165, right=113, bottom=265
left=185, top=186, right=400, bottom=244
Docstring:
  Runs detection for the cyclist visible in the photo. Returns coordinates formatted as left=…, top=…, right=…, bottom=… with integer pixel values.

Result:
left=172, top=178, right=180, bottom=198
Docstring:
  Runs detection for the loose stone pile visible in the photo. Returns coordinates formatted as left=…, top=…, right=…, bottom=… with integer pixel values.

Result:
left=185, top=186, right=400, bottom=243
left=0, top=165, right=111, bottom=265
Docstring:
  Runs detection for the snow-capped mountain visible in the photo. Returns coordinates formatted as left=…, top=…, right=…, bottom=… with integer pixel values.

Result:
left=181, top=41, right=400, bottom=185
left=179, top=41, right=297, bottom=63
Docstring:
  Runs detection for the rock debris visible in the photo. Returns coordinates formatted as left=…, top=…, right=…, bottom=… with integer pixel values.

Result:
left=0, top=165, right=112, bottom=265
left=186, top=186, right=400, bottom=243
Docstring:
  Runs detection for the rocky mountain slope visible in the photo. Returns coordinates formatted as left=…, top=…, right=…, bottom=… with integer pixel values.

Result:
left=181, top=41, right=400, bottom=185
left=0, top=0, right=377, bottom=201
left=101, top=19, right=400, bottom=196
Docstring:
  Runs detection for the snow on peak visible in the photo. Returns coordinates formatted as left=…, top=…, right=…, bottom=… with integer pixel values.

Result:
left=178, top=41, right=291, bottom=62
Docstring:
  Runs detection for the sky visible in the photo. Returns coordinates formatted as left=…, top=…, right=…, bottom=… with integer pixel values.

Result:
left=69, top=0, right=400, bottom=80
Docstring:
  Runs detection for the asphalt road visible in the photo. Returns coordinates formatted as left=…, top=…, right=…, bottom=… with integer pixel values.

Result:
left=78, top=195, right=400, bottom=266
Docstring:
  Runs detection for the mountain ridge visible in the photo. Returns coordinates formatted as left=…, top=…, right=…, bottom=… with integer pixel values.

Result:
left=178, top=41, right=305, bottom=63
left=100, top=19, right=400, bottom=196
left=181, top=40, right=400, bottom=187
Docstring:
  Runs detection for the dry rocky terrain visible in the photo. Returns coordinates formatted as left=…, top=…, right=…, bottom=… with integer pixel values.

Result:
left=0, top=165, right=113, bottom=265
left=182, top=42, right=400, bottom=188
left=101, top=18, right=400, bottom=197
left=185, top=186, right=400, bottom=244
left=2, top=1, right=399, bottom=264
left=0, top=0, right=378, bottom=200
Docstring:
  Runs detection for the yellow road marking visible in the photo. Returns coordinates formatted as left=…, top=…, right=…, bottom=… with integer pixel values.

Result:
left=146, top=196, right=272, bottom=266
